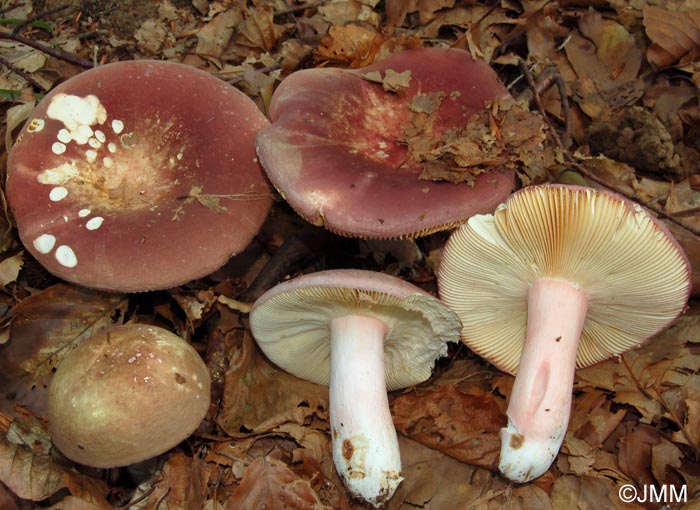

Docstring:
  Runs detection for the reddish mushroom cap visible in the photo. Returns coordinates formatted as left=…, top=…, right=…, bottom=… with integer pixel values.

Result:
left=256, top=47, right=515, bottom=238
left=7, top=60, right=272, bottom=292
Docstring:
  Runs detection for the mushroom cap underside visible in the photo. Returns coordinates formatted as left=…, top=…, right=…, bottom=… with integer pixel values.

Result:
left=250, top=269, right=461, bottom=390
left=438, top=184, right=692, bottom=374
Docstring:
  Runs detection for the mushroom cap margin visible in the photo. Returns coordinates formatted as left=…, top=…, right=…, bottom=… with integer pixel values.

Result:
left=249, top=269, right=461, bottom=391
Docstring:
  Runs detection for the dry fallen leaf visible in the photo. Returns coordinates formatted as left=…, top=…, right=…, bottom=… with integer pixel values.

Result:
left=0, top=284, right=126, bottom=417
left=0, top=417, right=109, bottom=504
left=127, top=453, right=210, bottom=510
left=391, top=385, right=505, bottom=470
left=225, top=457, right=329, bottom=510
left=314, top=24, right=384, bottom=67
left=217, top=329, right=328, bottom=436
left=644, top=6, right=700, bottom=69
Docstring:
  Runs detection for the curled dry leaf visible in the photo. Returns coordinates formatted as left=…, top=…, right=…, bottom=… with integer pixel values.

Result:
left=0, top=284, right=127, bottom=417
left=565, top=10, right=642, bottom=92
left=644, top=6, right=700, bottom=69
left=411, top=99, right=552, bottom=186
left=217, top=330, right=328, bottom=436
left=0, top=418, right=109, bottom=503
left=315, top=24, right=384, bottom=68
left=225, top=457, right=329, bottom=510
left=232, top=4, right=284, bottom=56
left=390, top=385, right=505, bottom=470
left=194, top=7, right=243, bottom=58
left=128, top=453, right=209, bottom=510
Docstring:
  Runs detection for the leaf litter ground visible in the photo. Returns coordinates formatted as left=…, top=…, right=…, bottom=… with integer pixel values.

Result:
left=1, top=0, right=700, bottom=509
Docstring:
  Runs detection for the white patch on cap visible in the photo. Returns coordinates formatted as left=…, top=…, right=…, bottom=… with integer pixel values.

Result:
left=86, top=216, right=104, bottom=230
left=46, top=94, right=107, bottom=143
left=75, top=124, right=94, bottom=144
left=27, top=119, right=45, bottom=133
left=86, top=149, right=98, bottom=162
left=112, top=119, right=124, bottom=134
left=103, top=157, right=114, bottom=168
left=38, top=162, right=79, bottom=185
left=57, top=128, right=72, bottom=143
left=78, top=208, right=91, bottom=217
left=55, top=245, right=78, bottom=268
left=49, top=186, right=69, bottom=201
left=52, top=142, right=66, bottom=154
left=107, top=142, right=117, bottom=153
left=88, top=137, right=102, bottom=149
left=33, top=233, right=56, bottom=254
left=94, top=130, right=106, bottom=143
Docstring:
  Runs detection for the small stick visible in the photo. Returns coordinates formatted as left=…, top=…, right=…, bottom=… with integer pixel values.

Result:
left=0, top=31, right=93, bottom=68
left=11, top=4, right=71, bottom=35
left=0, top=55, right=47, bottom=90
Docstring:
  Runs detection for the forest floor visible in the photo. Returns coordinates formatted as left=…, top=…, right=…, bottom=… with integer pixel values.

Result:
left=0, top=0, right=700, bottom=509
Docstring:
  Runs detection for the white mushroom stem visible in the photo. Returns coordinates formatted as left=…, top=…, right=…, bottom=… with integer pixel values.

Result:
left=499, top=278, right=589, bottom=483
left=329, top=314, right=403, bottom=507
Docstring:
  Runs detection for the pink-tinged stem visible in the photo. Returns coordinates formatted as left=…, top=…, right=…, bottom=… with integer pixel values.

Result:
left=499, top=278, right=589, bottom=482
left=329, top=315, right=403, bottom=507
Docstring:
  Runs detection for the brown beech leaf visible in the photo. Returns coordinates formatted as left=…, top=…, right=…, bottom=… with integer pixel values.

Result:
left=314, top=24, right=384, bottom=68
left=217, top=330, right=328, bottom=436
left=0, top=284, right=126, bottom=417
left=195, top=7, right=242, bottom=58
left=0, top=418, right=109, bottom=503
left=46, top=497, right=112, bottom=510
left=225, top=457, right=328, bottom=510
left=570, top=388, right=626, bottom=448
left=128, top=453, right=209, bottom=510
left=551, top=475, right=645, bottom=510
left=617, top=423, right=661, bottom=488
left=644, top=6, right=700, bottom=69
left=233, top=5, right=283, bottom=55
left=391, top=385, right=505, bottom=470
left=385, top=0, right=456, bottom=28
left=410, top=99, right=552, bottom=186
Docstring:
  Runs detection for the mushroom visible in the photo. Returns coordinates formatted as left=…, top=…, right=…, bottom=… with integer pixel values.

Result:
left=7, top=60, right=272, bottom=292
left=48, top=323, right=211, bottom=468
left=438, top=184, right=691, bottom=482
left=256, top=47, right=515, bottom=239
left=249, top=269, right=461, bottom=506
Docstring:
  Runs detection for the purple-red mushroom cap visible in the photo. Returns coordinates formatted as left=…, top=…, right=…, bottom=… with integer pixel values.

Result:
left=7, top=60, right=272, bottom=292
left=256, top=47, right=516, bottom=239
left=438, top=184, right=691, bottom=482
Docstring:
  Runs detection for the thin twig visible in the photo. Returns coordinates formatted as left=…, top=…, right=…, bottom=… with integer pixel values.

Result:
left=0, top=54, right=47, bottom=90
left=0, top=31, right=93, bottom=68
left=11, top=4, right=70, bottom=35
left=555, top=74, right=572, bottom=149
left=517, top=59, right=566, bottom=150
left=0, top=3, right=21, bottom=17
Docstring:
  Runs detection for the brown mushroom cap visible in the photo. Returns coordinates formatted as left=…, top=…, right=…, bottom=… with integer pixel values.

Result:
left=256, top=47, right=515, bottom=239
left=48, top=323, right=211, bottom=468
left=7, top=60, right=272, bottom=292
